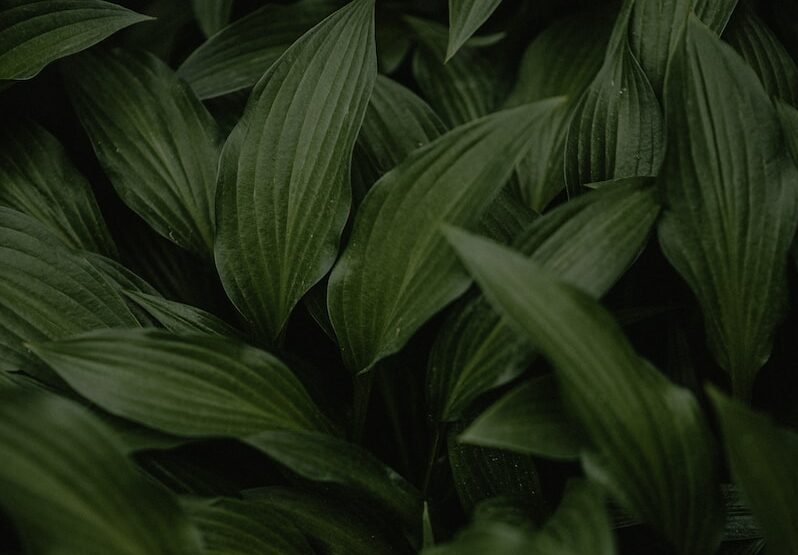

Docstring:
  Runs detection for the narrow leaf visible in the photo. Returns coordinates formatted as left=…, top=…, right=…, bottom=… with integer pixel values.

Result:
left=328, top=100, right=565, bottom=374
left=30, top=329, right=333, bottom=437
left=123, top=290, right=243, bottom=337
left=658, top=16, right=798, bottom=399
left=446, top=229, right=723, bottom=554
left=0, top=0, right=151, bottom=80
left=192, top=0, right=233, bottom=38
left=215, top=0, right=376, bottom=343
left=446, top=0, right=503, bottom=61
left=65, top=48, right=223, bottom=256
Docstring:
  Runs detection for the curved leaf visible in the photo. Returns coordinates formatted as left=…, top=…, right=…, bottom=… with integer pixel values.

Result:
left=427, top=178, right=660, bottom=421
left=328, top=100, right=565, bottom=374
left=658, top=16, right=798, bottom=399
left=29, top=328, right=333, bottom=437
left=446, top=229, right=723, bottom=554
left=215, top=0, right=376, bottom=343
left=0, top=207, right=136, bottom=372
left=123, top=290, right=242, bottom=337
left=65, top=48, right=223, bottom=256
left=0, top=118, right=116, bottom=256
left=192, top=0, right=232, bottom=38
left=177, top=0, right=339, bottom=99
left=709, top=388, right=798, bottom=555
left=0, top=391, right=202, bottom=555
left=0, top=0, right=151, bottom=80
left=245, top=430, right=421, bottom=528
left=446, top=0, right=502, bottom=61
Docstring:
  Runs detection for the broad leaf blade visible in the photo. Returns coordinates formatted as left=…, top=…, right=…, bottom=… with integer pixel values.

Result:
left=658, top=16, right=798, bottom=399
left=446, top=0, right=502, bottom=61
left=177, top=0, right=339, bottom=99
left=327, top=100, right=565, bottom=374
left=215, top=0, right=376, bottom=343
left=0, top=391, right=202, bottom=555
left=446, top=229, right=723, bottom=554
left=708, top=388, right=798, bottom=555
left=0, top=118, right=116, bottom=257
left=65, top=48, right=223, bottom=256
left=245, top=430, right=421, bottom=528
left=30, top=329, right=333, bottom=437
left=0, top=0, right=151, bottom=80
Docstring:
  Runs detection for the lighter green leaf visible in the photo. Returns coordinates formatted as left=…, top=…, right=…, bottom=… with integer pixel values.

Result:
left=709, top=388, right=798, bottom=555
left=182, top=497, right=314, bottom=555
left=462, top=374, right=585, bottom=460
left=427, top=178, right=660, bottom=421
left=446, top=229, right=723, bottom=554
left=0, top=118, right=116, bottom=256
left=0, top=207, right=137, bottom=372
left=245, top=430, right=421, bottom=528
left=658, top=16, right=798, bottom=399
left=215, top=0, right=376, bottom=343
left=65, top=48, right=223, bottom=256
left=328, top=100, right=565, bottom=374
left=177, top=0, right=339, bottom=99
left=446, top=0, right=502, bottom=61
left=192, top=0, right=232, bottom=38
left=0, top=0, right=151, bottom=80
left=0, top=391, right=202, bottom=555
left=30, top=328, right=333, bottom=437
left=123, top=290, right=242, bottom=337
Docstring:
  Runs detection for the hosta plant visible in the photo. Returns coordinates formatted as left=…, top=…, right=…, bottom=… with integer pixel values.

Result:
left=1, top=0, right=798, bottom=553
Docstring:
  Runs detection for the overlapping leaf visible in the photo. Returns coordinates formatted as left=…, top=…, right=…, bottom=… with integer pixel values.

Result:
left=30, top=329, right=333, bottom=437
left=446, top=0, right=503, bottom=60
left=215, top=0, right=376, bottom=343
left=65, top=48, right=223, bottom=256
left=427, top=178, right=660, bottom=421
left=177, top=0, right=339, bottom=99
left=327, top=100, right=565, bottom=374
left=192, top=0, right=232, bottom=38
left=0, top=207, right=136, bottom=372
left=446, top=229, right=723, bottom=554
left=658, top=16, right=798, bottom=399
left=123, top=290, right=242, bottom=337
left=0, top=391, right=202, bottom=554
left=0, top=0, right=150, bottom=80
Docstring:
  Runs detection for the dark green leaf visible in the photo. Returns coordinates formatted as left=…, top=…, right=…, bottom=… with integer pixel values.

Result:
left=446, top=0, right=502, bottom=61
left=123, top=290, right=242, bottom=337
left=0, top=0, right=151, bottom=80
left=0, top=391, right=202, bottom=554
left=215, top=0, right=376, bottom=343
left=446, top=228, right=723, bottom=554
left=192, top=0, right=232, bottom=38
left=709, top=388, right=798, bottom=555
left=30, top=328, right=333, bottom=437
left=245, top=430, right=421, bottom=528
left=65, top=48, right=223, bottom=256
left=0, top=118, right=116, bottom=256
left=658, top=16, right=798, bottom=399
left=328, top=100, right=564, bottom=374
left=177, top=0, right=339, bottom=99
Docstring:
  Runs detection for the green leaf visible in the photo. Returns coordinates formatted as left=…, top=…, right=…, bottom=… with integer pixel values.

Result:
left=243, top=487, right=409, bottom=555
left=177, top=0, right=339, bottom=99
left=65, top=48, right=223, bottom=256
left=461, top=374, right=585, bottom=460
left=777, top=99, right=798, bottom=166
left=0, top=391, right=202, bottom=554
left=123, top=290, right=243, bottom=337
left=327, top=100, right=565, bottom=374
left=245, top=430, right=421, bottom=528
left=0, top=118, right=116, bottom=256
left=427, top=178, right=660, bottom=421
left=29, top=328, right=333, bottom=437
left=407, top=16, right=509, bottom=127
left=446, top=0, right=502, bottom=61
left=725, top=4, right=798, bottom=105
left=192, top=0, right=232, bottom=38
left=0, top=207, right=137, bottom=373
left=658, top=16, right=798, bottom=399
left=182, top=497, right=314, bottom=555
left=445, top=228, right=723, bottom=554
left=215, top=0, right=376, bottom=343
left=564, top=3, right=664, bottom=193
left=708, top=388, right=798, bottom=555
left=0, top=0, right=151, bottom=80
